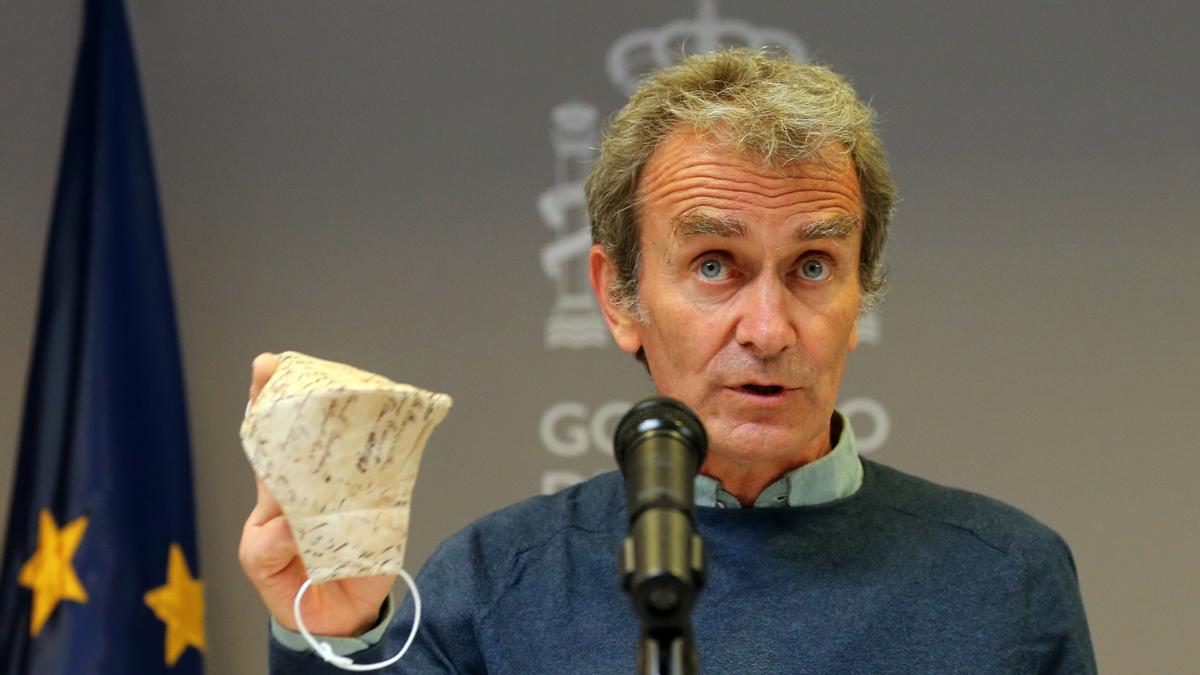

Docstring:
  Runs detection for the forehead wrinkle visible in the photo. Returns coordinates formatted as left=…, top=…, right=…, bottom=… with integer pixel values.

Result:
left=640, top=163, right=863, bottom=212
left=638, top=145, right=864, bottom=223
left=639, top=135, right=860, bottom=197
left=639, top=141, right=797, bottom=201
left=642, top=174, right=834, bottom=207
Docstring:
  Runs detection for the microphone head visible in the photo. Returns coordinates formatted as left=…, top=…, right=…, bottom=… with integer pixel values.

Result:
left=613, top=397, right=708, bottom=470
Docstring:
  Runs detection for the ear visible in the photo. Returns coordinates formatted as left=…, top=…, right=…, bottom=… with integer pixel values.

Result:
left=848, top=321, right=859, bottom=352
left=589, top=244, right=644, bottom=356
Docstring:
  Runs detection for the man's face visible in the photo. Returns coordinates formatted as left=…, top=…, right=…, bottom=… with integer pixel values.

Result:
left=592, top=131, right=864, bottom=470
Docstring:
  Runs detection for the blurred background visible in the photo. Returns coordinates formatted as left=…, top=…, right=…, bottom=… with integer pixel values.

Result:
left=1, top=1, right=1197, bottom=672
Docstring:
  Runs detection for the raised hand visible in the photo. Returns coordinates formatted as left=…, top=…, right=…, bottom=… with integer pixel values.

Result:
left=237, top=353, right=394, bottom=636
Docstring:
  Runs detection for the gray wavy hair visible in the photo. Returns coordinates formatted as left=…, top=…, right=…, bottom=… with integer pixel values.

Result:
left=586, top=48, right=895, bottom=320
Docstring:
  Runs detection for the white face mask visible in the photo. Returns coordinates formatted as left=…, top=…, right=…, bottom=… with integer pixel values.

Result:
left=240, top=351, right=452, bottom=583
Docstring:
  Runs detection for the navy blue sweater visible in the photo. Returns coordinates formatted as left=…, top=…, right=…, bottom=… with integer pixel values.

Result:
left=270, top=460, right=1096, bottom=673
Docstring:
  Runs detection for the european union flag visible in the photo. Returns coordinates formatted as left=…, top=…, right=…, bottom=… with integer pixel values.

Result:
left=0, top=0, right=205, bottom=672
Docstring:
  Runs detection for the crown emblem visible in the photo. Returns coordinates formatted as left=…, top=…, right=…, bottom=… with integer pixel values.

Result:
left=606, top=0, right=808, bottom=95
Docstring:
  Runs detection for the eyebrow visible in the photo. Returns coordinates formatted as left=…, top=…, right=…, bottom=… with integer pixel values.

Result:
left=673, top=212, right=746, bottom=239
left=800, top=214, right=859, bottom=241
left=672, top=212, right=859, bottom=242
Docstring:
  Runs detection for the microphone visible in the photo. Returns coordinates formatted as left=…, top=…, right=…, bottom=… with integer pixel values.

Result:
left=614, top=397, right=707, bottom=675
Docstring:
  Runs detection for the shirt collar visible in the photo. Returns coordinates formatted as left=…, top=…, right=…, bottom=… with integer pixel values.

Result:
left=694, top=410, right=863, bottom=508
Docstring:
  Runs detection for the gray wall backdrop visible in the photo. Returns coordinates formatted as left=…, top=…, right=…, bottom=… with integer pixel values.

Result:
left=2, top=2, right=1197, bottom=672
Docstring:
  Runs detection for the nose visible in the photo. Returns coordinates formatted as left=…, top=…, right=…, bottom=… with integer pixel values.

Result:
left=733, top=273, right=798, bottom=357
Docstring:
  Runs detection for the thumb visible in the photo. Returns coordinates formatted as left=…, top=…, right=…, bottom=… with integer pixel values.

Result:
left=249, top=473, right=284, bottom=526
left=249, top=352, right=279, bottom=403
left=245, top=352, right=283, bottom=525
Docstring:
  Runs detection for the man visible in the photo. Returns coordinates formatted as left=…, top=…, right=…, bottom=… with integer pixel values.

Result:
left=241, top=49, right=1096, bottom=673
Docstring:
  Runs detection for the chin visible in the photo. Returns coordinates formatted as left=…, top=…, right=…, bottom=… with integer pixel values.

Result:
left=712, top=422, right=809, bottom=463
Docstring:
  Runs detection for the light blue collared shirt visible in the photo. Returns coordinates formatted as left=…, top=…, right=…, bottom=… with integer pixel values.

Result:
left=694, top=410, right=862, bottom=508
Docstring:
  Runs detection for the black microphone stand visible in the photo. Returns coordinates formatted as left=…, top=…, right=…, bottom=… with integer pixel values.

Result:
left=614, top=398, right=707, bottom=675
left=638, top=628, right=697, bottom=675
left=620, top=514, right=704, bottom=674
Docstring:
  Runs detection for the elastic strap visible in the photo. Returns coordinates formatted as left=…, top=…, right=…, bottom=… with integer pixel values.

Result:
left=292, top=570, right=422, bottom=671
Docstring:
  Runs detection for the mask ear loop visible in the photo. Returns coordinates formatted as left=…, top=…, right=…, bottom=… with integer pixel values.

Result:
left=292, top=569, right=422, bottom=671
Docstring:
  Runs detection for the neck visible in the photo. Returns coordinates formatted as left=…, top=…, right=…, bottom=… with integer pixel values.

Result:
left=699, top=417, right=840, bottom=506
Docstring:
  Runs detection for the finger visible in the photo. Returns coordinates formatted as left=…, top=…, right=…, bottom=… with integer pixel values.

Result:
left=248, top=352, right=279, bottom=402
left=239, top=513, right=300, bottom=580
left=249, top=473, right=284, bottom=525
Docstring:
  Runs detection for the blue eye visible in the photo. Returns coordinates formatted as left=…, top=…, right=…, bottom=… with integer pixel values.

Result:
left=698, top=258, right=725, bottom=280
left=800, top=258, right=829, bottom=281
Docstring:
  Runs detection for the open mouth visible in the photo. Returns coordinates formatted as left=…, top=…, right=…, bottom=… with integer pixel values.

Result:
left=738, top=384, right=786, bottom=396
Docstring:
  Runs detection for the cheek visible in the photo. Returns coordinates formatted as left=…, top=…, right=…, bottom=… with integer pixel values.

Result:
left=643, top=307, right=725, bottom=378
left=805, top=318, right=858, bottom=379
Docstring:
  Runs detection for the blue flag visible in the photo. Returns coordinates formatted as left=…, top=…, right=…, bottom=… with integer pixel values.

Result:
left=0, top=0, right=205, bottom=672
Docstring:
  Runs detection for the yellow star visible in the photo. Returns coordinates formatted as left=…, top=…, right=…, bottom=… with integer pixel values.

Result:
left=17, top=509, right=90, bottom=636
left=143, top=543, right=206, bottom=666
